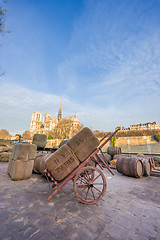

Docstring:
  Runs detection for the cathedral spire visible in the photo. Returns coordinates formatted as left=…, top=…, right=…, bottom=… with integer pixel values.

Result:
left=58, top=100, right=62, bottom=121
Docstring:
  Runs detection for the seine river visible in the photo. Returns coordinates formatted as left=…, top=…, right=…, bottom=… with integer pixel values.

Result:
left=121, top=143, right=160, bottom=155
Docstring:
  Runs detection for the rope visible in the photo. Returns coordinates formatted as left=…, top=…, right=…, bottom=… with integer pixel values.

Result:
left=66, top=144, right=80, bottom=162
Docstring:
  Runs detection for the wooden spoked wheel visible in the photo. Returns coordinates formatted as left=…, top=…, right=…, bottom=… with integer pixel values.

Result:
left=74, top=166, right=107, bottom=204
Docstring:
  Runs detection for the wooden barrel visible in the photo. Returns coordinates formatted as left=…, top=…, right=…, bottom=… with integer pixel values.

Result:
left=33, top=153, right=51, bottom=175
left=113, top=154, right=133, bottom=160
left=138, top=157, right=151, bottom=176
left=97, top=153, right=112, bottom=163
left=38, top=153, right=52, bottom=175
left=107, top=146, right=121, bottom=156
left=116, top=156, right=143, bottom=178
left=33, top=152, right=44, bottom=173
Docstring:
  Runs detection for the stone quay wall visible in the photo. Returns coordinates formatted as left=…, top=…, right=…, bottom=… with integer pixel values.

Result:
left=46, top=136, right=157, bottom=149
left=116, top=136, right=157, bottom=146
left=46, top=139, right=63, bottom=148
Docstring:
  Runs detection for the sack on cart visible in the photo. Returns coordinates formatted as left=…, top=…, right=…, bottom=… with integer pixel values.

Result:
left=46, top=127, right=100, bottom=181
left=45, top=144, right=79, bottom=181
left=67, top=127, right=100, bottom=162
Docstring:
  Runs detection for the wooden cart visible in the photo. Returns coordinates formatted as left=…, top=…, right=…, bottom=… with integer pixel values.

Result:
left=44, top=129, right=119, bottom=204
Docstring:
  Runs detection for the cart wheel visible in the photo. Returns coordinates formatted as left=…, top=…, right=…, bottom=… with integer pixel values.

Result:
left=74, top=166, right=107, bottom=204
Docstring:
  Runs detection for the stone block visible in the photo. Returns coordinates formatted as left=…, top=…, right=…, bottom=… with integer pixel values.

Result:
left=32, top=134, right=47, bottom=148
left=0, top=146, right=12, bottom=153
left=11, top=143, right=37, bottom=161
left=0, top=152, right=12, bottom=162
left=0, top=139, right=11, bottom=146
left=8, top=159, right=34, bottom=180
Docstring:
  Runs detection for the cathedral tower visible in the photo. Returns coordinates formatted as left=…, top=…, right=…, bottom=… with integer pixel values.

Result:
left=29, top=111, right=42, bottom=132
left=58, top=100, right=62, bottom=121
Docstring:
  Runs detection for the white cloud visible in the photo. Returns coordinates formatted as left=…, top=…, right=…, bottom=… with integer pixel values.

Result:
left=0, top=79, right=159, bottom=134
left=57, top=0, right=160, bottom=111
left=0, top=80, right=64, bottom=133
left=1, top=0, right=160, bottom=134
left=0, top=80, right=128, bottom=133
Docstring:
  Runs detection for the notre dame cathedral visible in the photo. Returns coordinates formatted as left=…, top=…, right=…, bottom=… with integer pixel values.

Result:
left=29, top=102, right=83, bottom=139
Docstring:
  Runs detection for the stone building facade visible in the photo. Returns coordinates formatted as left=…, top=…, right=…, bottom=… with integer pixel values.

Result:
left=29, top=103, right=83, bottom=139
left=116, top=122, right=160, bottom=132
left=52, top=116, right=83, bottom=139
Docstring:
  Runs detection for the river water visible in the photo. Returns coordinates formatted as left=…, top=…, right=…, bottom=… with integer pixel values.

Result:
left=120, top=143, right=160, bottom=155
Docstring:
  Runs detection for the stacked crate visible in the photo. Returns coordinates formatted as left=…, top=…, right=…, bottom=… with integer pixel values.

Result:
left=8, top=143, right=37, bottom=180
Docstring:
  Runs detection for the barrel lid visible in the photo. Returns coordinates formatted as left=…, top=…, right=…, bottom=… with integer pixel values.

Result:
left=137, top=160, right=143, bottom=177
left=144, top=161, right=151, bottom=176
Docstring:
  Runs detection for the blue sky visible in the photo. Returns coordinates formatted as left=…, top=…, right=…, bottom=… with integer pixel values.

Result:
left=0, top=0, right=160, bottom=134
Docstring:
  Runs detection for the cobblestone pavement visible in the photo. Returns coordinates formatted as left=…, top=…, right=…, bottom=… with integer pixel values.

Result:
left=0, top=162, right=160, bottom=240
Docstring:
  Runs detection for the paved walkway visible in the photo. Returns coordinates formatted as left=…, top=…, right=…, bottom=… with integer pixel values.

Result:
left=0, top=162, right=160, bottom=240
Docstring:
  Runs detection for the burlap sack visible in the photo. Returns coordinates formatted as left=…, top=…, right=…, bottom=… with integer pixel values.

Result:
left=32, top=134, right=47, bottom=148
left=59, top=140, right=69, bottom=148
left=46, top=144, right=79, bottom=181
left=67, top=127, right=100, bottom=162
left=8, top=159, right=34, bottom=180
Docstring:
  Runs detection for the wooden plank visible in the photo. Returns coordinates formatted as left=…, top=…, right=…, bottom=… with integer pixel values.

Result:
left=151, top=170, right=160, bottom=177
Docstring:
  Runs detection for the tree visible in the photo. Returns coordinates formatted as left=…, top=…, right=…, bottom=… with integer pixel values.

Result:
left=0, top=2, right=9, bottom=76
left=22, top=131, right=33, bottom=140
left=111, top=136, right=118, bottom=146
left=0, top=129, right=10, bottom=139
left=0, top=3, right=7, bottom=33
left=48, top=135, right=53, bottom=140
left=154, top=134, right=160, bottom=142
